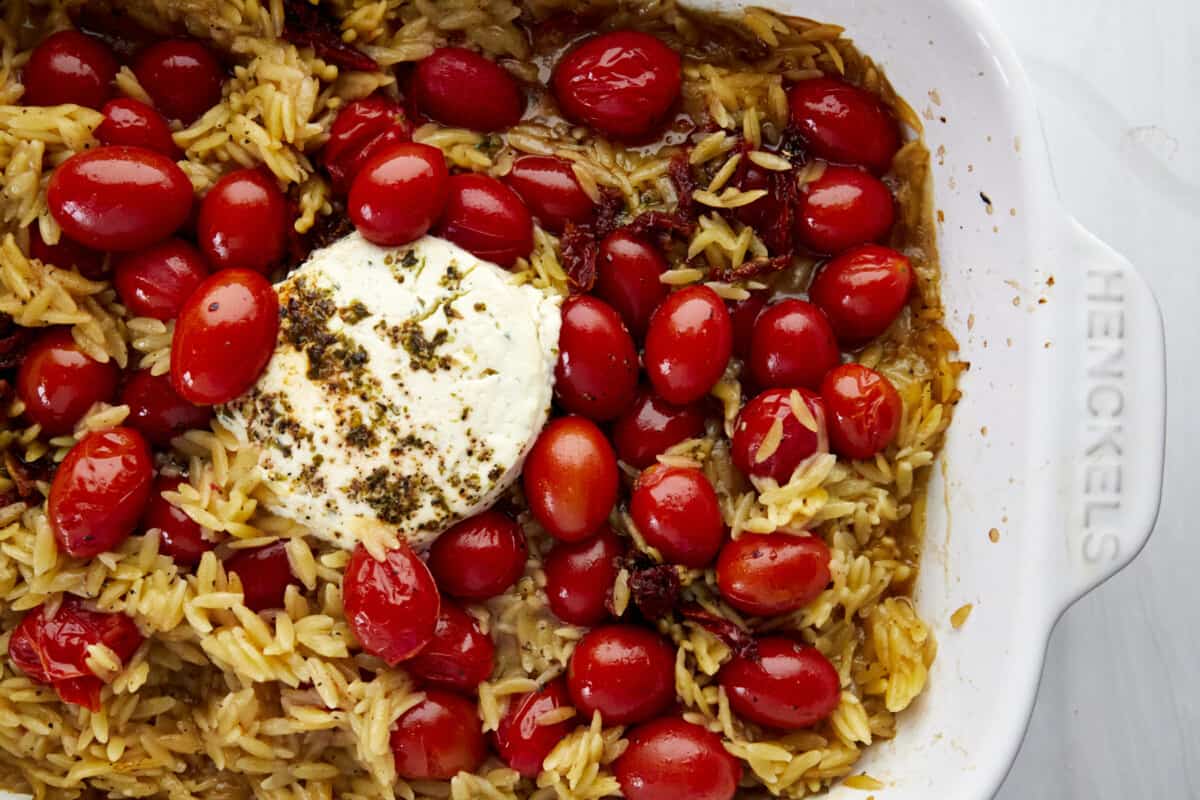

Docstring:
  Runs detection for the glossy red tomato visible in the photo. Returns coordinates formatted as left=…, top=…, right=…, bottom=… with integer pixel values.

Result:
left=170, top=268, right=279, bottom=405
left=544, top=525, right=624, bottom=626
left=796, top=165, right=894, bottom=254
left=718, top=637, right=840, bottom=729
left=29, top=228, right=107, bottom=280
left=434, top=173, right=533, bottom=268
left=552, top=31, right=681, bottom=140
left=504, top=155, right=594, bottom=233
left=323, top=96, right=412, bottom=194
left=390, top=690, right=486, bottom=779
left=16, top=328, right=120, bottom=436
left=48, top=427, right=154, bottom=559
left=630, top=466, right=725, bottom=568
left=120, top=370, right=212, bottom=446
left=349, top=143, right=449, bottom=246
left=554, top=295, right=638, bottom=421
left=9, top=597, right=143, bottom=711
left=133, top=38, right=224, bottom=123
left=731, top=388, right=828, bottom=484
left=611, top=388, right=706, bottom=469
left=224, top=540, right=296, bottom=612
left=567, top=624, right=675, bottom=725
left=342, top=542, right=440, bottom=665
left=413, top=47, right=525, bottom=132
left=47, top=146, right=193, bottom=252
left=113, top=238, right=209, bottom=320
left=809, top=244, right=913, bottom=346
left=494, top=679, right=575, bottom=777
left=427, top=510, right=526, bottom=600
left=715, top=533, right=831, bottom=616
left=614, top=717, right=742, bottom=800
left=787, top=77, right=901, bottom=174
left=141, top=475, right=214, bottom=566
left=731, top=162, right=785, bottom=234
left=748, top=299, right=840, bottom=391
left=820, top=363, right=903, bottom=459
left=727, top=290, right=768, bottom=360
left=197, top=169, right=289, bottom=272
left=644, top=286, right=733, bottom=405
left=22, top=30, right=117, bottom=109
left=522, top=416, right=618, bottom=543
left=406, top=602, right=495, bottom=693
left=94, top=98, right=180, bottom=157
left=593, top=231, right=668, bottom=339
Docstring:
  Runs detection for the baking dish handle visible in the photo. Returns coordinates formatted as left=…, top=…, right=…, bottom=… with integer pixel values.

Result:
left=1049, top=218, right=1166, bottom=610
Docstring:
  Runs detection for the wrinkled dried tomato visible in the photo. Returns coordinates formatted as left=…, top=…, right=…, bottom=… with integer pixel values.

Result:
left=680, top=604, right=759, bottom=661
left=283, top=0, right=377, bottom=72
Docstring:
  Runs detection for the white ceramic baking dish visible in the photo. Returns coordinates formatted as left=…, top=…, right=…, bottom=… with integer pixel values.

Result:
left=686, top=0, right=1164, bottom=797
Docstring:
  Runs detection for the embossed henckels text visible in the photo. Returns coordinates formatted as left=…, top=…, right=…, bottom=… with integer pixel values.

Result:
left=1082, top=268, right=1125, bottom=564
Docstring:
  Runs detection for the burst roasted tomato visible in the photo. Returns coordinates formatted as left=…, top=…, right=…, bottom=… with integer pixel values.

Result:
left=820, top=363, right=903, bottom=459
left=808, top=244, right=914, bottom=347
left=611, top=387, right=706, bottom=469
left=342, top=542, right=440, bottom=665
left=787, top=77, right=901, bottom=174
left=323, top=96, right=413, bottom=194
left=349, top=143, right=449, bottom=247
left=630, top=466, right=725, bottom=568
left=552, top=31, right=681, bottom=140
left=614, top=717, right=742, bottom=800
left=795, top=164, right=895, bottom=254
left=48, top=427, right=154, bottom=559
left=113, top=238, right=209, bottom=320
left=406, top=602, right=495, bottom=693
left=522, top=416, right=618, bottom=543
left=133, top=38, right=225, bottom=124
left=494, top=679, right=575, bottom=777
left=413, top=47, right=525, bottom=132
left=22, top=30, right=117, bottom=109
left=170, top=268, right=279, bottom=405
left=543, top=524, right=625, bottom=626
left=223, top=540, right=297, bottom=612
left=731, top=388, right=828, bottom=484
left=47, top=146, right=193, bottom=252
left=434, top=173, right=533, bottom=268
left=593, top=231, right=669, bottom=339
left=554, top=295, right=638, bottom=421
left=644, top=286, right=733, bottom=405
left=427, top=510, right=527, bottom=600
left=390, top=690, right=487, bottom=780
left=94, top=98, right=180, bottom=157
left=197, top=169, right=290, bottom=272
left=140, top=475, right=215, bottom=567
left=504, top=155, right=595, bottom=233
left=748, top=299, right=840, bottom=391
left=16, top=328, right=120, bottom=436
left=715, top=533, right=831, bottom=616
left=718, top=637, right=841, bottom=729
left=120, top=370, right=212, bottom=447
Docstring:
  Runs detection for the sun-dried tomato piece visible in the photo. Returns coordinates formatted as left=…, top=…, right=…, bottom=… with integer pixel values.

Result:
left=627, top=563, right=681, bottom=621
left=283, top=0, right=378, bottom=73
left=561, top=221, right=600, bottom=293
left=679, top=603, right=759, bottom=661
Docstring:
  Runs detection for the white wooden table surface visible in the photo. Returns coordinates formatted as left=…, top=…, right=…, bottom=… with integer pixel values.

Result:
left=988, top=0, right=1199, bottom=797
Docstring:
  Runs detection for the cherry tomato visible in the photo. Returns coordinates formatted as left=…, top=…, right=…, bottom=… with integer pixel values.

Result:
left=809, top=244, right=914, bottom=347
left=748, top=299, right=840, bottom=391
left=494, top=679, right=575, bottom=777
left=170, top=268, right=279, bottom=405
left=611, top=388, right=706, bottom=469
left=820, top=363, right=902, bottom=459
left=522, top=416, right=618, bottom=543
left=390, top=690, right=486, bottom=780
left=787, top=77, right=901, bottom=174
left=120, top=369, right=212, bottom=447
left=644, top=286, right=733, bottom=405
left=343, top=542, right=440, bottom=665
left=94, top=98, right=180, bottom=157
left=113, top=238, right=209, bottom=320
left=715, top=533, right=831, bottom=616
left=504, top=155, right=594, bottom=233
left=47, top=146, right=192, bottom=252
left=614, top=717, right=742, bottom=800
left=133, top=38, right=224, bottom=124
left=16, top=328, right=120, bottom=436
left=434, top=173, right=533, bottom=268
left=567, top=624, right=675, bottom=725
left=22, top=30, right=117, bottom=109
left=413, top=47, right=525, bottom=132
left=29, top=228, right=107, bottom=280
left=197, top=169, right=289, bottom=272
left=141, top=475, right=214, bottom=566
left=48, top=427, right=153, bottom=559
left=224, top=540, right=296, bottom=612
left=552, top=31, right=681, bottom=141
left=554, top=295, right=638, bottom=421
left=427, top=510, right=526, bottom=600
left=731, top=388, right=828, bottom=484
left=718, top=637, right=840, bottom=729
left=406, top=602, right=495, bottom=693
left=731, top=162, right=780, bottom=232
left=544, top=525, right=624, bottom=626
left=630, top=466, right=725, bottom=568
left=796, top=165, right=894, bottom=254
left=349, top=143, right=449, bottom=247
left=8, top=597, right=143, bottom=711
left=323, top=95, right=412, bottom=194
left=593, top=231, right=668, bottom=339
left=727, top=290, right=768, bottom=360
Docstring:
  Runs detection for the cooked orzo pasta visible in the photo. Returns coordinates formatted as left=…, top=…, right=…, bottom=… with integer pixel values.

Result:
left=0, top=0, right=962, bottom=798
